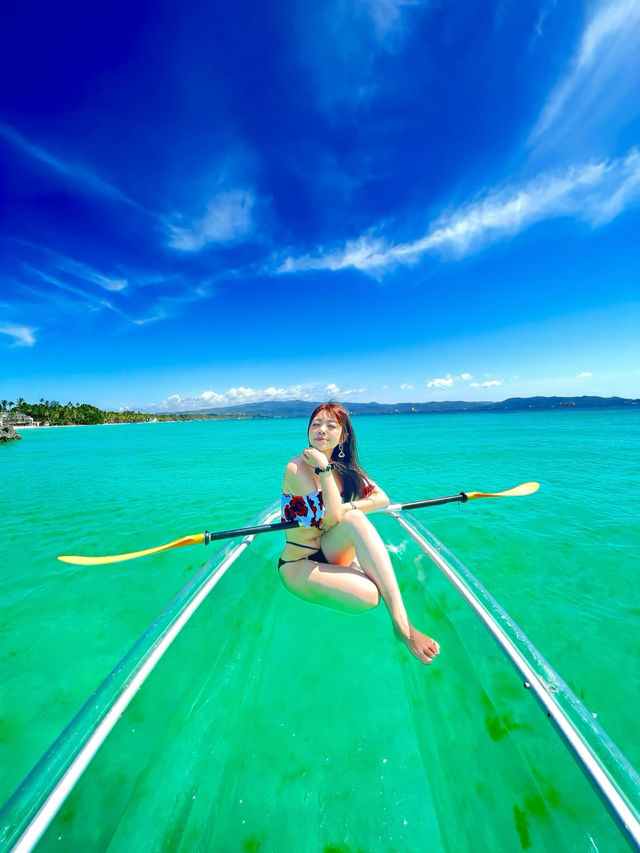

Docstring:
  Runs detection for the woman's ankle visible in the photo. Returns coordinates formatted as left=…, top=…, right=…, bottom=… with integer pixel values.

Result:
left=392, top=617, right=411, bottom=641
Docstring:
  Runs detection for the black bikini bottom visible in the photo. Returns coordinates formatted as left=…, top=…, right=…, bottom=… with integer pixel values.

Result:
left=278, top=548, right=327, bottom=570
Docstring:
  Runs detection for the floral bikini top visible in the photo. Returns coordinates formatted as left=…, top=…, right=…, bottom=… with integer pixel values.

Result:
left=280, top=478, right=376, bottom=528
left=281, top=489, right=324, bottom=528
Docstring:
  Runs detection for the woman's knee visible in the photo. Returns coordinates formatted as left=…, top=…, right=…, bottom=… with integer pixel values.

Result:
left=340, top=508, right=372, bottom=535
left=360, top=584, right=380, bottom=609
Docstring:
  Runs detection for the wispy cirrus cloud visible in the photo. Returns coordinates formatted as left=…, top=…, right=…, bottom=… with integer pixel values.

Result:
left=13, top=238, right=214, bottom=327
left=529, top=0, right=557, bottom=48
left=276, top=148, right=640, bottom=275
left=0, top=323, right=37, bottom=347
left=23, top=263, right=137, bottom=324
left=167, top=188, right=256, bottom=252
left=51, top=256, right=128, bottom=292
left=25, top=266, right=113, bottom=309
left=360, top=0, right=425, bottom=42
left=528, top=0, right=640, bottom=151
left=296, top=0, right=428, bottom=112
left=0, top=122, right=140, bottom=208
left=128, top=279, right=217, bottom=326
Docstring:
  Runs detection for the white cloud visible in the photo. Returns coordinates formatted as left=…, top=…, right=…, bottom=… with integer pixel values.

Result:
left=276, top=149, right=640, bottom=275
left=400, top=382, right=414, bottom=389
left=154, top=384, right=317, bottom=412
left=168, top=189, right=255, bottom=252
left=152, top=381, right=369, bottom=412
left=0, top=122, right=139, bottom=208
left=423, top=372, right=478, bottom=390
left=0, top=323, right=37, bottom=347
left=530, top=0, right=557, bottom=46
left=296, top=0, right=427, bottom=115
left=360, top=0, right=424, bottom=41
left=277, top=236, right=389, bottom=275
left=131, top=310, right=168, bottom=326
left=426, top=375, right=454, bottom=388
left=470, top=379, right=503, bottom=388
left=24, top=266, right=137, bottom=323
left=52, top=256, right=127, bottom=292
left=528, top=0, right=640, bottom=149
left=577, top=371, right=593, bottom=377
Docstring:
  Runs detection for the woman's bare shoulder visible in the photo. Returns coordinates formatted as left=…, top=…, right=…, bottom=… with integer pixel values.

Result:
left=284, top=454, right=304, bottom=475
left=282, top=454, right=314, bottom=493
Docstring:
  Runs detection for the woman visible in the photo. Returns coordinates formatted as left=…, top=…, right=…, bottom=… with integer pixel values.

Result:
left=279, top=402, right=440, bottom=665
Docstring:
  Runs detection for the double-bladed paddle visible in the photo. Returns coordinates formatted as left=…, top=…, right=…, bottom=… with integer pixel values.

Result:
left=57, top=481, right=539, bottom=566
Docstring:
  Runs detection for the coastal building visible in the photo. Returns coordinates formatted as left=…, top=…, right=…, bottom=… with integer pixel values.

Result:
left=0, top=413, right=42, bottom=428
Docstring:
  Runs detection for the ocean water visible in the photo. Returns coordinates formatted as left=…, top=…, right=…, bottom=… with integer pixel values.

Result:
left=1, top=410, right=639, bottom=850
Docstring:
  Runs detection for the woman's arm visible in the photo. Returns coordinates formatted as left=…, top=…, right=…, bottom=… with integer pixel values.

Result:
left=291, top=448, right=388, bottom=525
left=299, top=447, right=344, bottom=526
left=344, top=484, right=389, bottom=515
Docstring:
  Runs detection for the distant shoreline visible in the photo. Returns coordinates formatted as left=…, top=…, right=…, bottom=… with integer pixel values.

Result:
left=3, top=395, right=638, bottom=429
left=176, top=395, right=640, bottom=419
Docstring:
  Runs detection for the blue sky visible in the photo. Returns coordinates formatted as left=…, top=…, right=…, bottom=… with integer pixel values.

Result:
left=1, top=0, right=638, bottom=411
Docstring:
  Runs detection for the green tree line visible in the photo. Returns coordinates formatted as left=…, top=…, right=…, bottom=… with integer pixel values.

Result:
left=0, top=399, right=234, bottom=425
left=0, top=398, right=149, bottom=425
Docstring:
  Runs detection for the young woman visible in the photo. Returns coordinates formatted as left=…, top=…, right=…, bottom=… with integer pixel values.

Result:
left=279, top=402, right=440, bottom=665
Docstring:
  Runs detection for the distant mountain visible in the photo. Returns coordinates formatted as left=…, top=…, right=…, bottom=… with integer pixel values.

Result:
left=484, top=396, right=639, bottom=410
left=190, top=400, right=490, bottom=417
left=187, top=396, right=639, bottom=418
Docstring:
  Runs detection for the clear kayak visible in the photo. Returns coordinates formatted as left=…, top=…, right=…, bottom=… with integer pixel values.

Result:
left=1, top=503, right=639, bottom=852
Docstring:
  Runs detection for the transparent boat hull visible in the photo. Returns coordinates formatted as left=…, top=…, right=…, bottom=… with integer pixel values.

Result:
left=2, top=508, right=639, bottom=852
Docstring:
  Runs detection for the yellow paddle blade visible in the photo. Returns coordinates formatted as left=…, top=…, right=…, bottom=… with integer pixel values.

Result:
left=465, top=481, right=539, bottom=500
left=57, top=532, right=205, bottom=566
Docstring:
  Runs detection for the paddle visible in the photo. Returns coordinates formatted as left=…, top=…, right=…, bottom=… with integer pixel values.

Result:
left=57, top=481, right=539, bottom=566
left=388, top=480, right=540, bottom=510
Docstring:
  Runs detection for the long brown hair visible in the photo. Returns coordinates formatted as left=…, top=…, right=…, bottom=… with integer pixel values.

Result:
left=307, top=402, right=374, bottom=501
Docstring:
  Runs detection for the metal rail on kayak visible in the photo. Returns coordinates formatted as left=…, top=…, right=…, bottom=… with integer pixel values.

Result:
left=384, top=507, right=640, bottom=852
left=0, top=503, right=282, bottom=853
left=2, top=501, right=639, bottom=851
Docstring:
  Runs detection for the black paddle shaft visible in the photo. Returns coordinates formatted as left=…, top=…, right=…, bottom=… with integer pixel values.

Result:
left=201, top=493, right=467, bottom=545
left=392, top=492, right=468, bottom=511
left=203, top=519, right=300, bottom=544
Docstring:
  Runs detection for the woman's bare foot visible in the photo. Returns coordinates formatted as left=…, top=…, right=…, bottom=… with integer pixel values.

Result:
left=398, top=625, right=440, bottom=665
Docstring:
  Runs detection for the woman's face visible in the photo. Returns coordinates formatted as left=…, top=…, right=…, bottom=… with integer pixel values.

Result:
left=308, top=409, right=344, bottom=455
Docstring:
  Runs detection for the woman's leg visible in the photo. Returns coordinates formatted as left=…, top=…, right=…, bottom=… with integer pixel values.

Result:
left=278, top=558, right=380, bottom=613
left=320, top=510, right=439, bottom=664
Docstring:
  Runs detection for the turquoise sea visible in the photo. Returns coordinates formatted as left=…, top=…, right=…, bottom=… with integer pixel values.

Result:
left=1, top=409, right=639, bottom=850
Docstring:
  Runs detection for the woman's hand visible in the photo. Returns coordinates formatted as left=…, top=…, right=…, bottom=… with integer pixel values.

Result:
left=318, top=517, right=338, bottom=532
left=301, top=446, right=330, bottom=470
